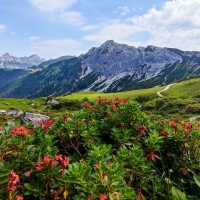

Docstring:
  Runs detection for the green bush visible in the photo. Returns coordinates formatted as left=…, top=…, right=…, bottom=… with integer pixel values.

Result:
left=0, top=96, right=200, bottom=199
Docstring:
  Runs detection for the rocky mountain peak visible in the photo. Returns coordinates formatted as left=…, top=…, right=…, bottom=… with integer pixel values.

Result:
left=101, top=40, right=117, bottom=47
left=0, top=53, right=45, bottom=69
left=2, top=53, right=11, bottom=57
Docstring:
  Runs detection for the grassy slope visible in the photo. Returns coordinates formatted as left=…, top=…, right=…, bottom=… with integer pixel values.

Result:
left=163, top=77, right=200, bottom=98
left=58, top=86, right=165, bottom=101
left=1, top=77, right=200, bottom=126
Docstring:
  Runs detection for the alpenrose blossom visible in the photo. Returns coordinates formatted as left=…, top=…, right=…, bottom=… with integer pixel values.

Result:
left=7, top=170, right=20, bottom=191
left=10, top=126, right=33, bottom=138
left=53, top=155, right=70, bottom=169
left=25, top=170, right=33, bottom=177
left=36, top=155, right=70, bottom=171
left=100, top=194, right=107, bottom=200
left=15, top=195, right=23, bottom=200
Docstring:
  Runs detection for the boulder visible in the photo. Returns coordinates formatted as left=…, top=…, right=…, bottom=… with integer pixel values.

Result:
left=21, top=112, right=50, bottom=125
left=7, top=109, right=23, bottom=117
left=0, top=110, right=7, bottom=115
left=47, top=99, right=59, bottom=105
left=6, top=120, right=15, bottom=126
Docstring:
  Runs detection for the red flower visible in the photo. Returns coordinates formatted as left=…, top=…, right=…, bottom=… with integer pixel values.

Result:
left=84, top=102, right=91, bottom=108
left=54, top=155, right=70, bottom=169
left=7, top=170, right=20, bottom=192
left=146, top=152, right=160, bottom=161
left=169, top=120, right=178, bottom=127
left=100, top=194, right=107, bottom=200
left=36, top=161, right=45, bottom=171
left=94, top=164, right=99, bottom=169
left=160, top=130, right=168, bottom=137
left=43, top=120, right=55, bottom=133
left=110, top=104, right=117, bottom=111
left=98, top=96, right=108, bottom=103
left=15, top=195, right=23, bottom=200
left=138, top=125, right=147, bottom=134
left=11, top=126, right=33, bottom=138
left=25, top=170, right=33, bottom=177
left=121, top=123, right=126, bottom=128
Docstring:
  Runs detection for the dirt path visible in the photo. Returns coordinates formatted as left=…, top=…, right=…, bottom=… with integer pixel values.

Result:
left=157, top=83, right=175, bottom=97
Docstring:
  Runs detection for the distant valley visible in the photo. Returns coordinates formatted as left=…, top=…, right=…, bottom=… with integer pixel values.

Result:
left=1, top=40, right=200, bottom=98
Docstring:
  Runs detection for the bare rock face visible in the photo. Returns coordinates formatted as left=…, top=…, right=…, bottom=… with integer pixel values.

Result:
left=47, top=99, right=59, bottom=105
left=0, top=110, right=7, bottom=115
left=7, top=109, right=23, bottom=117
left=21, top=112, right=50, bottom=125
left=6, top=120, right=15, bottom=126
left=0, top=53, right=45, bottom=69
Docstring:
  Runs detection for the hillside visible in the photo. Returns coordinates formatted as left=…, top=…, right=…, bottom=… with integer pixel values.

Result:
left=28, top=55, right=76, bottom=71
left=1, top=77, right=200, bottom=126
left=1, top=40, right=200, bottom=98
left=0, top=68, right=29, bottom=86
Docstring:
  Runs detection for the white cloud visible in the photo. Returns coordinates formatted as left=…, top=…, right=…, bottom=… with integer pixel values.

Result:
left=132, top=0, right=200, bottom=30
left=0, top=25, right=5, bottom=31
left=83, top=22, right=142, bottom=46
left=60, top=11, right=85, bottom=26
left=130, top=0, right=200, bottom=50
left=30, top=36, right=41, bottom=41
left=10, top=32, right=16, bottom=35
left=83, top=0, right=200, bottom=51
left=29, top=0, right=77, bottom=12
left=30, top=38, right=84, bottom=59
left=119, top=6, right=130, bottom=17
left=113, top=6, right=130, bottom=17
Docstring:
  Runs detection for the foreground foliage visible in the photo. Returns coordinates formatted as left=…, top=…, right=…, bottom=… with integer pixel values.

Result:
left=0, top=97, right=200, bottom=199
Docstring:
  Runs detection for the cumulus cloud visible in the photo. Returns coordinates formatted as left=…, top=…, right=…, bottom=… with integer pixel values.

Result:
left=0, top=24, right=5, bottom=31
left=30, top=38, right=84, bottom=59
left=29, top=0, right=77, bottom=12
left=30, top=36, right=40, bottom=41
left=132, top=0, right=200, bottom=30
left=83, top=0, right=200, bottom=51
left=83, top=22, right=142, bottom=47
left=113, top=6, right=131, bottom=17
left=61, top=11, right=85, bottom=26
left=130, top=0, right=200, bottom=50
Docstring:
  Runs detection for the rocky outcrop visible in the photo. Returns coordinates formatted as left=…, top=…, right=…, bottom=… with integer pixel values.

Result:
left=6, top=120, right=15, bottom=126
left=47, top=99, right=59, bottom=105
left=7, top=109, right=23, bottom=117
left=21, top=112, right=50, bottom=125
left=0, top=110, right=7, bottom=115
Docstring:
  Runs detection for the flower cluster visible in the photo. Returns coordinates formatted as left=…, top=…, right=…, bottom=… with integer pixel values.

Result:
left=37, top=119, right=55, bottom=132
left=36, top=156, right=57, bottom=171
left=138, top=125, right=147, bottom=134
left=54, top=154, right=70, bottom=169
left=100, top=194, right=107, bottom=200
left=10, top=126, right=33, bottom=138
left=110, top=97, right=130, bottom=104
left=7, top=170, right=20, bottom=191
left=36, top=155, right=70, bottom=171
left=15, top=195, right=23, bottom=200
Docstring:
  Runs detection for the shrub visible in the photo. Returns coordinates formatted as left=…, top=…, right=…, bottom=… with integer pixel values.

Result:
left=0, top=96, right=200, bottom=199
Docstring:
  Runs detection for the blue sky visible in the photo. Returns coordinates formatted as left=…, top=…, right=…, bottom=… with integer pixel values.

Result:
left=0, top=0, right=200, bottom=59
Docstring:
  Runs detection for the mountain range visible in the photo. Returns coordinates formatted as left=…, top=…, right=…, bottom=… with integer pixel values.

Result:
left=0, top=53, right=45, bottom=69
left=0, top=40, right=200, bottom=98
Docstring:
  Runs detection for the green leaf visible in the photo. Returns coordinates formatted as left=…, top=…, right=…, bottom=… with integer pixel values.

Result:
left=0, top=178, right=8, bottom=184
left=194, top=175, right=200, bottom=187
left=171, top=186, right=187, bottom=200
